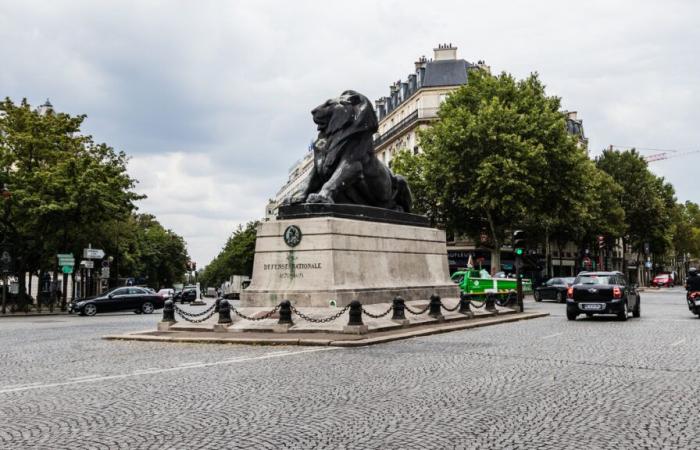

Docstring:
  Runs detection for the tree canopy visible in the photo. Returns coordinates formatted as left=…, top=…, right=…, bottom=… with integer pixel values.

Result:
left=0, top=98, right=189, bottom=305
left=199, top=221, right=258, bottom=289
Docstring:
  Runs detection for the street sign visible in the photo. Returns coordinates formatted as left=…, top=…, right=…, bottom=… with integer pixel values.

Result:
left=57, top=253, right=75, bottom=266
left=83, top=248, right=105, bottom=259
left=80, top=260, right=94, bottom=269
left=101, top=267, right=110, bottom=279
left=62, top=265, right=73, bottom=274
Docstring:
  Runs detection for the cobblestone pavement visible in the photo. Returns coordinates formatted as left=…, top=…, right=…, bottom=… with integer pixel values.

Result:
left=1, top=289, right=699, bottom=449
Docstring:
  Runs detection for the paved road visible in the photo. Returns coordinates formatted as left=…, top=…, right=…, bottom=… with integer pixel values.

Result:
left=1, top=289, right=698, bottom=449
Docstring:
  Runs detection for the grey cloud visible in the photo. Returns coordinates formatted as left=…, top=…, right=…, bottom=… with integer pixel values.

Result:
left=2, top=0, right=699, bottom=264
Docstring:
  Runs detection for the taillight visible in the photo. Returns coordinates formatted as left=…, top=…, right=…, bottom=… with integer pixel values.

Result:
left=567, top=286, right=573, bottom=299
left=613, top=287, right=622, bottom=299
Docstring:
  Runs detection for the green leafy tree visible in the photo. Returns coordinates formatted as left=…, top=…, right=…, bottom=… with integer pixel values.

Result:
left=416, top=70, right=589, bottom=271
left=596, top=148, right=676, bottom=266
left=0, top=98, right=144, bottom=306
left=199, top=221, right=258, bottom=288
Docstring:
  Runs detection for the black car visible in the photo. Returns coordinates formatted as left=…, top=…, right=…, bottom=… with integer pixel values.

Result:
left=173, top=288, right=197, bottom=303
left=69, top=286, right=165, bottom=316
left=534, top=277, right=576, bottom=303
left=566, top=271, right=640, bottom=321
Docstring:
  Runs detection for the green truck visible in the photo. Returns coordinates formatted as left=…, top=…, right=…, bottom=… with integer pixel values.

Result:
left=451, top=268, right=532, bottom=298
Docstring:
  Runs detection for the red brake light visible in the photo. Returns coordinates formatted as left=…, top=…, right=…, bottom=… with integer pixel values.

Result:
left=567, top=286, right=573, bottom=299
left=613, top=287, right=622, bottom=299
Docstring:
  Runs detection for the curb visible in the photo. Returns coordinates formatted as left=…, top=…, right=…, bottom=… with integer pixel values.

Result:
left=103, top=311, right=549, bottom=347
left=0, top=312, right=69, bottom=318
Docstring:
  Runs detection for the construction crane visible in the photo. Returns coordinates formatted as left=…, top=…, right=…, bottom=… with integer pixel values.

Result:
left=608, top=145, right=700, bottom=164
left=643, top=149, right=700, bottom=163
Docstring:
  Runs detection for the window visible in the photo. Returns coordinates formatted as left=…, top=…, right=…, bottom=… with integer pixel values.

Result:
left=112, top=288, right=129, bottom=296
left=576, top=275, right=613, bottom=285
left=129, top=288, right=147, bottom=295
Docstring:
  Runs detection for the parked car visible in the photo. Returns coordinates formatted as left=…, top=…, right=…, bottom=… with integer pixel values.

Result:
left=534, top=277, right=576, bottom=303
left=173, top=287, right=198, bottom=303
left=157, top=288, right=175, bottom=299
left=651, top=273, right=674, bottom=288
left=68, top=287, right=165, bottom=316
left=566, top=271, right=640, bottom=321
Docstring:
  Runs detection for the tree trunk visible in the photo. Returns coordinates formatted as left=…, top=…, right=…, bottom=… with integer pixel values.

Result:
left=545, top=230, right=552, bottom=278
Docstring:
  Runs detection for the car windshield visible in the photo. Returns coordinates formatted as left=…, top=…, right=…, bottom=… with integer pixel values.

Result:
left=451, top=273, right=464, bottom=284
left=655, top=275, right=668, bottom=279
left=576, top=275, right=613, bottom=285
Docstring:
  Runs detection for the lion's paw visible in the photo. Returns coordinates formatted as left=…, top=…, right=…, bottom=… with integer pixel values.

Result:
left=307, top=193, right=334, bottom=204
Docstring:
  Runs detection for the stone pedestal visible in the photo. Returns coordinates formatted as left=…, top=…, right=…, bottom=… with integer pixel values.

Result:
left=240, top=215, right=459, bottom=307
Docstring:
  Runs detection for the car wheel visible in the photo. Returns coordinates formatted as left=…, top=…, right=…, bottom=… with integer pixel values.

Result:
left=556, top=291, right=564, bottom=303
left=618, top=302, right=628, bottom=321
left=142, top=302, right=155, bottom=314
left=84, top=303, right=97, bottom=316
left=566, top=310, right=577, bottom=321
left=534, top=291, right=541, bottom=302
left=633, top=297, right=641, bottom=318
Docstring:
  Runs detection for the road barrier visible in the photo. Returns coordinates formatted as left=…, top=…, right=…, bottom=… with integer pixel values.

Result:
left=163, top=293, right=501, bottom=328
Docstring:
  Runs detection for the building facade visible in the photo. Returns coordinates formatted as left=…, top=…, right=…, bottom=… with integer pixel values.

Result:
left=373, top=44, right=488, bottom=166
left=266, top=150, right=314, bottom=220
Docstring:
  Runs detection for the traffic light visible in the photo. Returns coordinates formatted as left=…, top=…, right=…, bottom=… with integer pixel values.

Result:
left=512, top=230, right=527, bottom=256
left=597, top=235, right=605, bottom=249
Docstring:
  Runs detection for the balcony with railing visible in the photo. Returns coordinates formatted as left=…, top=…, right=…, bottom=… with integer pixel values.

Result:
left=373, top=107, right=440, bottom=148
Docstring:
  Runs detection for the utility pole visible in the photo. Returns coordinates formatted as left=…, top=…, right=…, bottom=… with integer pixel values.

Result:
left=513, top=230, right=527, bottom=313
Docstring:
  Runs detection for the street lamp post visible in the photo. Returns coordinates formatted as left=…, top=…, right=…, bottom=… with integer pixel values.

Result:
left=1, top=184, right=11, bottom=314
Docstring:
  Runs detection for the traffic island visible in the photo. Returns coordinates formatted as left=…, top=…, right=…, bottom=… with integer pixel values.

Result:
left=103, top=297, right=549, bottom=347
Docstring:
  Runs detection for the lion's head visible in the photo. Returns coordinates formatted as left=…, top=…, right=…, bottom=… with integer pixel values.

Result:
left=311, top=90, right=378, bottom=138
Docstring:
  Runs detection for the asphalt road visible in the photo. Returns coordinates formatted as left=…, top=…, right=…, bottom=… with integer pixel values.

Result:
left=1, top=289, right=698, bottom=449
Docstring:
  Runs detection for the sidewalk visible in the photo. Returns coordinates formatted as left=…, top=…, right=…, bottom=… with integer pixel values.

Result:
left=0, top=309, right=68, bottom=318
left=104, top=298, right=549, bottom=347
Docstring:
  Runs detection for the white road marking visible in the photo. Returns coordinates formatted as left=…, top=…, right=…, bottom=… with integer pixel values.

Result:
left=177, top=361, right=203, bottom=367
left=0, top=347, right=338, bottom=395
left=68, top=374, right=103, bottom=381
left=670, top=338, right=686, bottom=347
left=541, top=333, right=563, bottom=340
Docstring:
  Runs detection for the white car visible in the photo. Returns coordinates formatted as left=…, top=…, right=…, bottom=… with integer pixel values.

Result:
left=157, top=288, right=175, bottom=299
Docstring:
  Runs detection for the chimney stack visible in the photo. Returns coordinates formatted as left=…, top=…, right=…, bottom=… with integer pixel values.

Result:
left=433, top=43, right=457, bottom=61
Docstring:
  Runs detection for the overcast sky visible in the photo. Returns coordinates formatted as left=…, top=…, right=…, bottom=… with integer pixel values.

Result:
left=2, top=0, right=698, bottom=267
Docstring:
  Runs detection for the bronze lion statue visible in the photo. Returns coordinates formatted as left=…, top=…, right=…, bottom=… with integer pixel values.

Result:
left=282, top=90, right=413, bottom=212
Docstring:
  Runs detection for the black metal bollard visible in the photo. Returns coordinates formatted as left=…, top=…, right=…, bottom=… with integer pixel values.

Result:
left=162, top=299, right=176, bottom=323
left=458, top=292, right=472, bottom=315
left=391, top=296, right=406, bottom=321
left=507, top=290, right=517, bottom=308
left=347, top=300, right=364, bottom=326
left=428, top=294, right=443, bottom=318
left=218, top=299, right=232, bottom=324
left=485, top=294, right=498, bottom=312
left=278, top=300, right=293, bottom=325
left=214, top=297, right=221, bottom=313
